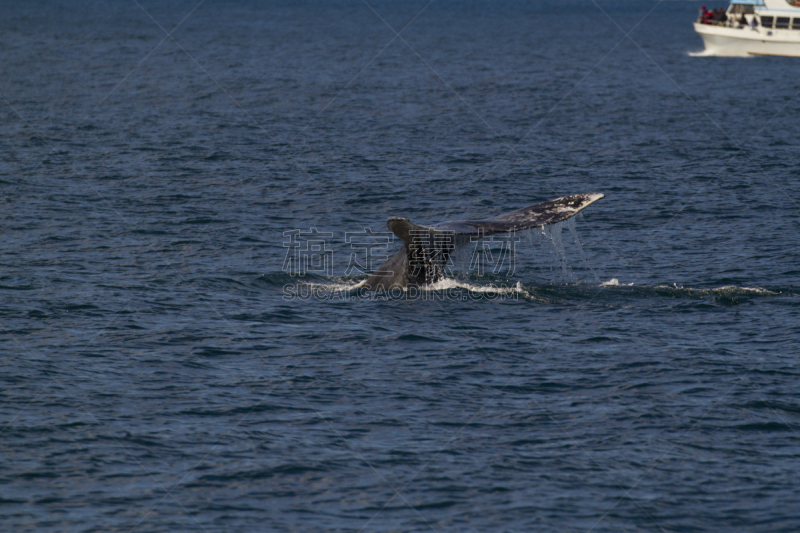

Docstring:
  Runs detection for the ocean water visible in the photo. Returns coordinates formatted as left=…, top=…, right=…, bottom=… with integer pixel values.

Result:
left=2, top=1, right=800, bottom=531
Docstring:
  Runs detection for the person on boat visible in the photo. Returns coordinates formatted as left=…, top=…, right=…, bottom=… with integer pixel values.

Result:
left=737, top=13, right=748, bottom=27
left=749, top=16, right=758, bottom=30
left=713, top=8, right=727, bottom=24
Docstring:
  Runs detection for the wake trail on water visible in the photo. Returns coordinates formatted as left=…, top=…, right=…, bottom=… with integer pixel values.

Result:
left=688, top=50, right=752, bottom=58
left=599, top=279, right=785, bottom=297
left=653, top=284, right=781, bottom=297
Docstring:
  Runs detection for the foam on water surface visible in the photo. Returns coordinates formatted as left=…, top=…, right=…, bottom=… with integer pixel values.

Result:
left=688, top=49, right=753, bottom=58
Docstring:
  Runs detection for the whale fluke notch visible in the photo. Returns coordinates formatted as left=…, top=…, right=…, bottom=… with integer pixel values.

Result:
left=363, top=193, right=604, bottom=290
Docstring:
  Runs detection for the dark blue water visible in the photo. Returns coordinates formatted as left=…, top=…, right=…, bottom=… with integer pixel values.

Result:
left=3, top=1, right=800, bottom=531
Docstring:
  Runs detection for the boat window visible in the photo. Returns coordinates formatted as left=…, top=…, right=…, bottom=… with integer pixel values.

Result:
left=733, top=4, right=755, bottom=15
left=793, top=18, right=800, bottom=29
left=776, top=17, right=790, bottom=28
left=760, top=16, right=774, bottom=28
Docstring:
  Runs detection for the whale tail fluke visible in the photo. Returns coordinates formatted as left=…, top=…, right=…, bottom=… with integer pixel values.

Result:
left=364, top=193, right=604, bottom=290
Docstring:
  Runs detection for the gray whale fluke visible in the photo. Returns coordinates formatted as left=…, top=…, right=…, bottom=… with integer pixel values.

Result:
left=363, top=193, right=604, bottom=290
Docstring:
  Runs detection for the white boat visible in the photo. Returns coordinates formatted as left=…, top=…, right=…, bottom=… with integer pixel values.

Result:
left=694, top=0, right=800, bottom=57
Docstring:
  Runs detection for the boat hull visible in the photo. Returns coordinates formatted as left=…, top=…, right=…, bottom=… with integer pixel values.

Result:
left=694, top=23, right=800, bottom=57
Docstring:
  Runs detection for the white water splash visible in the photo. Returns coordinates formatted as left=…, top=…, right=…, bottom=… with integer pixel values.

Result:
left=295, top=279, right=365, bottom=293
left=566, top=216, right=599, bottom=283
left=295, top=277, right=527, bottom=296
left=287, top=276, right=540, bottom=301
left=601, top=278, right=633, bottom=286
left=424, top=277, right=527, bottom=296
left=448, top=217, right=602, bottom=286
left=540, top=220, right=572, bottom=282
